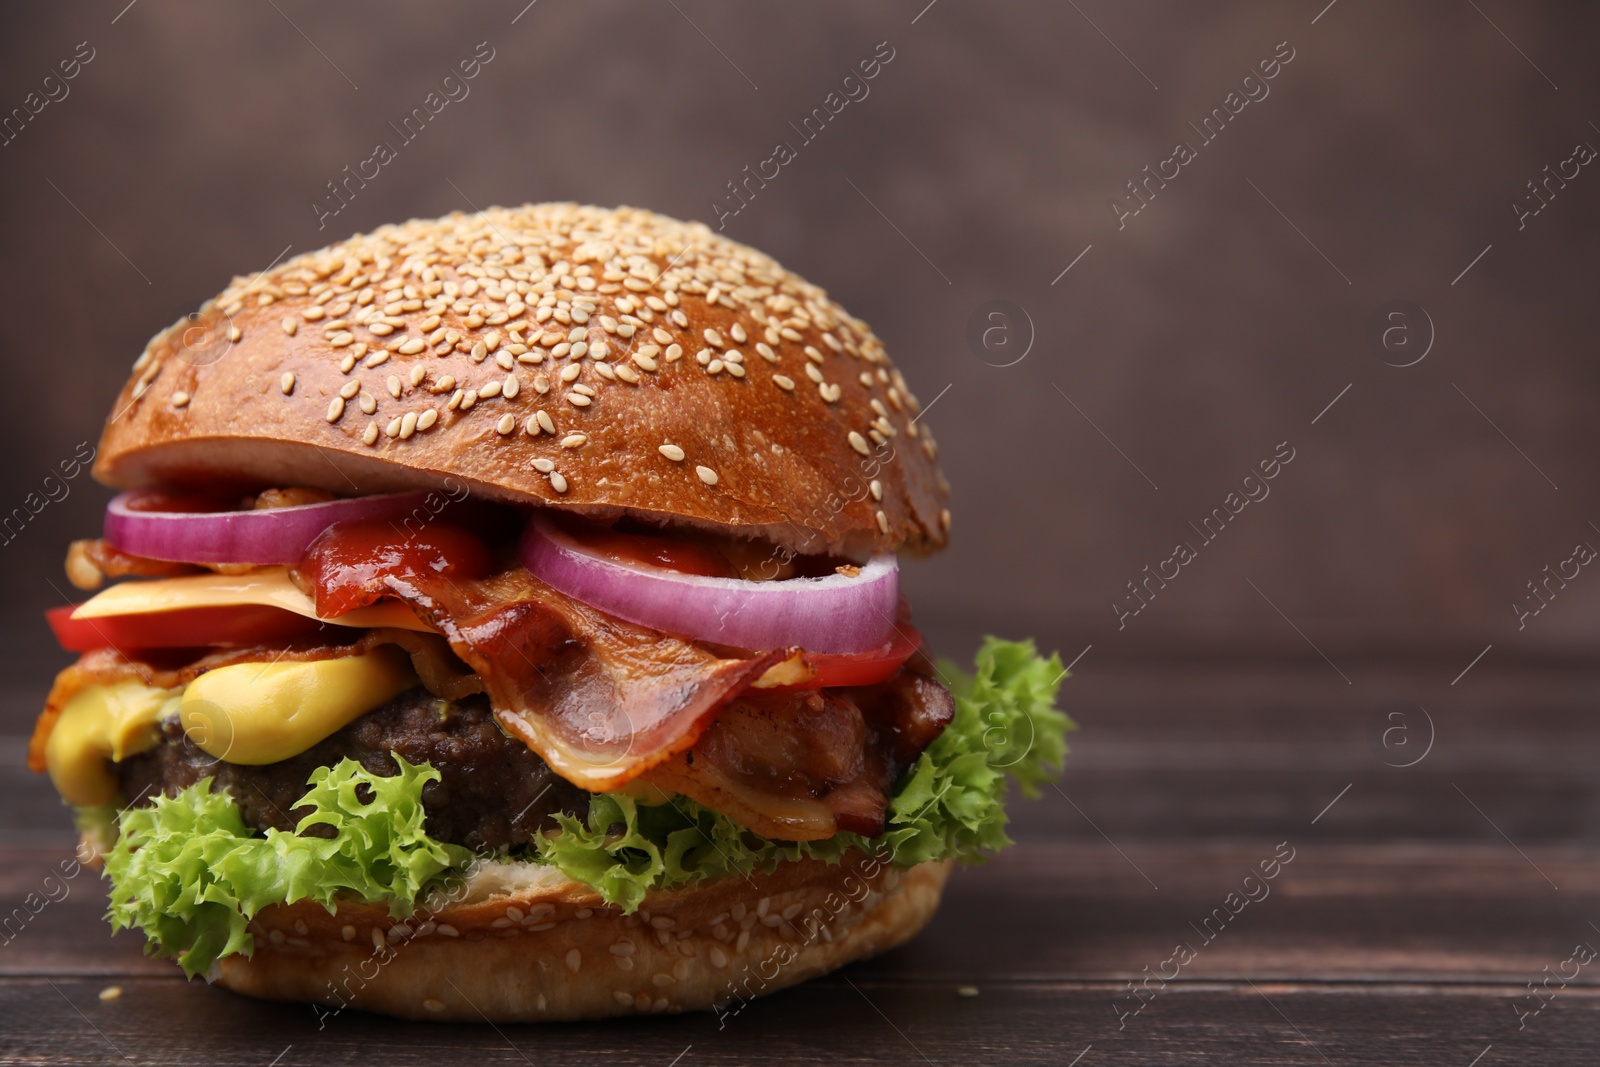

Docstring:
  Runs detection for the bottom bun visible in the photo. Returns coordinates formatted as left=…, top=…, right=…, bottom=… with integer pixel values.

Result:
left=214, top=852, right=951, bottom=1022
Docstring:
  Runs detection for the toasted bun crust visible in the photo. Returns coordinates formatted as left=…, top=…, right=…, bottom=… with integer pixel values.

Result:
left=95, top=204, right=950, bottom=556
left=214, top=856, right=950, bottom=1022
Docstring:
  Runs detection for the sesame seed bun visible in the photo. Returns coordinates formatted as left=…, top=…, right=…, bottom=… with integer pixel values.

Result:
left=94, top=204, right=951, bottom=556
left=213, top=854, right=950, bottom=1022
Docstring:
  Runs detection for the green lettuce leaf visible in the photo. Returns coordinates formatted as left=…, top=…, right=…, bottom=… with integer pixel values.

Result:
left=533, top=636, right=1072, bottom=908
left=97, top=637, right=1071, bottom=965
left=104, top=755, right=469, bottom=978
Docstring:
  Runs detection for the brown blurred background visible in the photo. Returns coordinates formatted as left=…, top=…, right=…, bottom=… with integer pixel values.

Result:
left=3, top=0, right=1598, bottom=732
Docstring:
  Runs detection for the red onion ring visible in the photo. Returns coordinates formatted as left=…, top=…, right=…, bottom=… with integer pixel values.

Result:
left=518, top=516, right=898, bottom=654
left=104, top=490, right=439, bottom=565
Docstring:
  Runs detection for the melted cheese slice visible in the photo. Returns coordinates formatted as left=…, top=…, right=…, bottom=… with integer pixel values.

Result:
left=46, top=681, right=181, bottom=806
left=70, top=567, right=433, bottom=632
left=181, top=646, right=416, bottom=765
left=45, top=648, right=419, bottom=806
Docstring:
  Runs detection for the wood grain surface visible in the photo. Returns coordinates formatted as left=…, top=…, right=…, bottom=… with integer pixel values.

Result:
left=4, top=661, right=1597, bottom=1064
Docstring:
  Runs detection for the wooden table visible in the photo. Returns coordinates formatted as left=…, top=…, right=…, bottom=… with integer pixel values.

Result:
left=4, top=660, right=1598, bottom=1064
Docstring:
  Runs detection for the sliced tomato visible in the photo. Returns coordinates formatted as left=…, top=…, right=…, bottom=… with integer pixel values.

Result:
left=47, top=602, right=331, bottom=653
left=770, top=626, right=922, bottom=691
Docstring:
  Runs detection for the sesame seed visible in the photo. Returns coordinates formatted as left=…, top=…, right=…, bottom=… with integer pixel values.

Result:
left=696, top=465, right=719, bottom=485
left=340, top=379, right=361, bottom=399
left=470, top=341, right=487, bottom=362
left=652, top=327, right=673, bottom=344
left=226, top=326, right=242, bottom=344
left=696, top=349, right=712, bottom=366
left=820, top=382, right=841, bottom=403
left=368, top=322, right=394, bottom=336
left=364, top=350, right=389, bottom=368
left=98, top=986, right=122, bottom=1002
left=447, top=389, right=464, bottom=411
left=387, top=375, right=402, bottom=399
left=755, top=342, right=777, bottom=362
left=281, top=317, right=298, bottom=336
left=566, top=949, right=582, bottom=973
left=550, top=472, right=568, bottom=493
left=524, top=415, right=543, bottom=436
left=328, top=331, right=353, bottom=347
left=561, top=433, right=588, bottom=448
left=417, top=408, right=438, bottom=431
left=566, top=392, right=591, bottom=407
left=461, top=389, right=477, bottom=410
left=805, top=345, right=823, bottom=363
left=876, top=509, right=890, bottom=534
left=870, top=479, right=883, bottom=500
left=362, top=422, right=379, bottom=445
left=385, top=416, right=402, bottom=438
left=707, top=359, right=723, bottom=374
left=727, top=362, right=746, bottom=378
left=496, top=413, right=516, bottom=435
left=340, top=353, right=357, bottom=373
left=773, top=375, right=795, bottom=391
left=397, top=338, right=425, bottom=355
left=704, top=328, right=724, bottom=347
left=533, top=458, right=555, bottom=473
left=594, top=362, right=616, bottom=380
left=591, top=341, right=609, bottom=359
left=665, top=344, right=683, bottom=362
left=805, top=364, right=824, bottom=383
left=559, top=364, right=581, bottom=383
left=171, top=391, right=191, bottom=408
left=570, top=341, right=589, bottom=358
left=399, top=411, right=418, bottom=438
left=479, top=380, right=502, bottom=399
left=671, top=309, right=689, bottom=327
left=423, top=998, right=445, bottom=1013
left=659, top=444, right=685, bottom=461
left=325, top=397, right=344, bottom=422
left=781, top=327, right=803, bottom=342
left=848, top=431, right=870, bottom=455
left=536, top=409, right=555, bottom=434
left=572, top=383, right=596, bottom=397
left=280, top=372, right=295, bottom=395
left=504, top=374, right=520, bottom=398
left=730, top=323, right=747, bottom=343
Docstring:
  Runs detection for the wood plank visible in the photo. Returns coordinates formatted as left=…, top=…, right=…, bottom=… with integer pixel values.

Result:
left=5, top=975, right=1600, bottom=1066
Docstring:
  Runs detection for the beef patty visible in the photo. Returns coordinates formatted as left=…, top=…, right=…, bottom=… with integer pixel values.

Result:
left=117, top=687, right=588, bottom=852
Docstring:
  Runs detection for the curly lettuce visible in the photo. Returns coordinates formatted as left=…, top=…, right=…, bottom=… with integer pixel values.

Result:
left=534, top=637, right=1072, bottom=908
left=104, top=756, right=469, bottom=978
left=96, top=637, right=1070, bottom=968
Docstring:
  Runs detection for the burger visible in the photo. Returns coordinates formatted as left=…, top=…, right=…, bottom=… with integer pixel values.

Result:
left=28, top=204, right=1070, bottom=1021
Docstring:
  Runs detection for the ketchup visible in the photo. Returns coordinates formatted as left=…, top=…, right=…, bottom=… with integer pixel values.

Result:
left=298, top=519, right=493, bottom=617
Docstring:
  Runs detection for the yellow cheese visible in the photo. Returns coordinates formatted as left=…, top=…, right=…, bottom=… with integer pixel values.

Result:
left=181, top=646, right=416, bottom=764
left=46, top=681, right=182, bottom=806
left=70, top=567, right=433, bottom=633
left=44, top=647, right=419, bottom=806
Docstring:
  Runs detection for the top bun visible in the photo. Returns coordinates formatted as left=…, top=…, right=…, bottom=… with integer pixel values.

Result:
left=95, top=204, right=950, bottom=556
